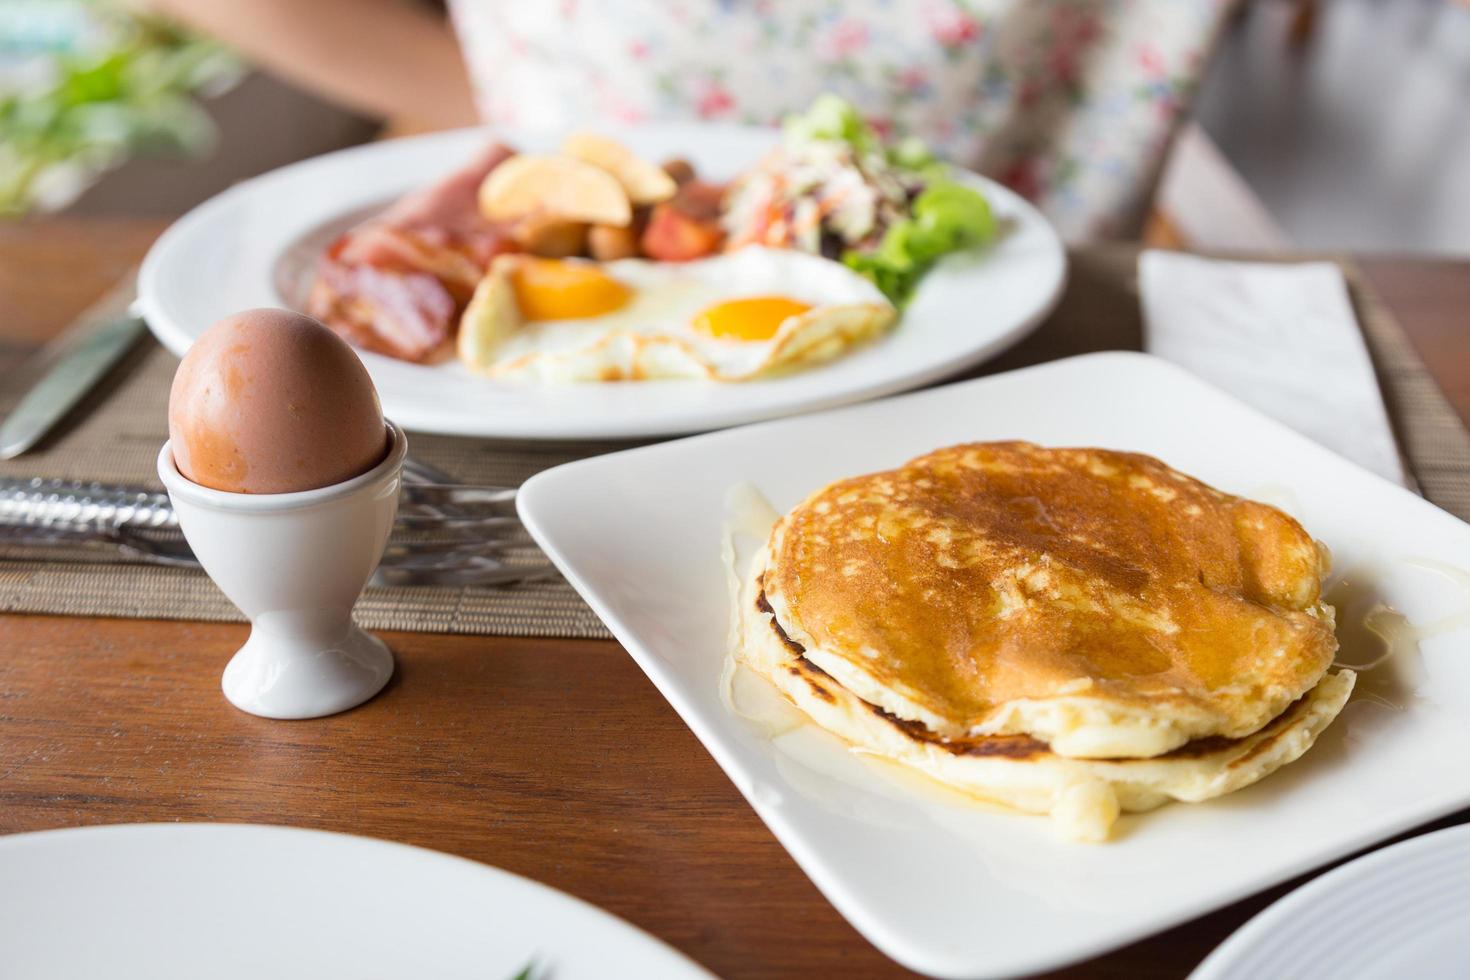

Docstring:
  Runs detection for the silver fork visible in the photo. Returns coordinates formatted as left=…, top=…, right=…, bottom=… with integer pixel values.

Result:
left=0, top=466, right=544, bottom=588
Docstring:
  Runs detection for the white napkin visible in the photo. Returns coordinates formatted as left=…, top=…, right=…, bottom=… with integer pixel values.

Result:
left=1139, top=250, right=1405, bottom=485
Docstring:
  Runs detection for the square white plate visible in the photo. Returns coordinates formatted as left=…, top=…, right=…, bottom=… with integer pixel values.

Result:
left=517, top=352, right=1470, bottom=978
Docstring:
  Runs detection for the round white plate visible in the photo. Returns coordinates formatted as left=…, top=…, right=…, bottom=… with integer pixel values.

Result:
left=0, top=823, right=711, bottom=980
left=138, top=124, right=1065, bottom=439
left=1192, top=823, right=1470, bottom=980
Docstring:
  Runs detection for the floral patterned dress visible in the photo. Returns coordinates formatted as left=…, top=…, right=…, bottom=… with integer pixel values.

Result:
left=447, top=0, right=1235, bottom=240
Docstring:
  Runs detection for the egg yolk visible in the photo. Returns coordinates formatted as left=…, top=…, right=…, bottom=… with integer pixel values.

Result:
left=511, top=259, right=632, bottom=321
left=693, top=296, right=812, bottom=342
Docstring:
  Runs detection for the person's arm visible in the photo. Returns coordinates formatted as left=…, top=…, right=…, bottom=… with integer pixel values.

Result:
left=136, top=0, right=479, bottom=130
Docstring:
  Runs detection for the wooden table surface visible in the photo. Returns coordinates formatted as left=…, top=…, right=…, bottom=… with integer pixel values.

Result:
left=3, top=218, right=1469, bottom=979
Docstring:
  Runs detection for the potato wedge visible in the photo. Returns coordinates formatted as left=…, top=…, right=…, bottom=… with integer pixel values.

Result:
left=511, top=213, right=589, bottom=257
left=563, top=132, right=677, bottom=205
left=587, top=223, right=641, bottom=261
left=457, top=256, right=523, bottom=372
left=479, top=154, right=632, bottom=226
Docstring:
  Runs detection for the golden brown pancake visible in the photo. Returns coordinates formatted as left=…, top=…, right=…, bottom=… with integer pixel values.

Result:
left=761, top=442, right=1338, bottom=758
left=733, top=546, right=1353, bottom=840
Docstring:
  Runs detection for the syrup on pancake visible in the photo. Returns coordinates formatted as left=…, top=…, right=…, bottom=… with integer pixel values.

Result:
left=760, top=442, right=1339, bottom=759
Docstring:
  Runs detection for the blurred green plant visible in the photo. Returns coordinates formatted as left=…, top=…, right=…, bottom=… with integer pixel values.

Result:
left=0, top=5, right=240, bottom=215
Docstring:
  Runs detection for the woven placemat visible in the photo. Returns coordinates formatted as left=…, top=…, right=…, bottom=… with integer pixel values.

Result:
left=2, top=246, right=1467, bottom=636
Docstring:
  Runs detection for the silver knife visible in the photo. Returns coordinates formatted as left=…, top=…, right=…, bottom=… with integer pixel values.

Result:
left=0, top=301, right=149, bottom=459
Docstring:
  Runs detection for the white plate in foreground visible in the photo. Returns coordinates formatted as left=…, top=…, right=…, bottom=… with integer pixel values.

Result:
left=1192, top=822, right=1470, bottom=980
left=517, top=352, right=1470, bottom=978
left=137, top=124, right=1065, bottom=440
left=0, top=823, right=710, bottom=980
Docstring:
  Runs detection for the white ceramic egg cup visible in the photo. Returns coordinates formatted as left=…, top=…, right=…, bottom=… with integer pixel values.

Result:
left=157, top=421, right=406, bottom=719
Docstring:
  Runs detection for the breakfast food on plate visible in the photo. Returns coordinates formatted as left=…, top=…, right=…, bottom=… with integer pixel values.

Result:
left=478, top=153, right=634, bottom=227
left=308, top=143, right=517, bottom=362
left=458, top=247, right=894, bottom=381
left=510, top=213, right=591, bottom=259
left=723, top=95, right=996, bottom=304
left=641, top=179, right=726, bottom=262
left=587, top=222, right=641, bottom=262
left=168, top=309, right=387, bottom=494
left=561, top=131, right=678, bottom=205
left=475, top=139, right=723, bottom=265
left=306, top=94, right=999, bottom=379
left=304, top=138, right=716, bottom=365
left=732, top=442, right=1354, bottom=840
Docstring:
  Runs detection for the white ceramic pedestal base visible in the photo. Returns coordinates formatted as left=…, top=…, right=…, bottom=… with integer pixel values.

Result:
left=222, top=623, right=394, bottom=720
left=159, top=422, right=408, bottom=721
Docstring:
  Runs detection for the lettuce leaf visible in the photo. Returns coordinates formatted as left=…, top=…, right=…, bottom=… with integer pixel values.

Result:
left=782, top=93, right=878, bottom=156
left=780, top=95, right=997, bottom=304
left=844, top=179, right=996, bottom=305
left=782, top=94, right=943, bottom=174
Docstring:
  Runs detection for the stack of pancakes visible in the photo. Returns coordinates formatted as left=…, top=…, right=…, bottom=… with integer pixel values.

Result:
left=737, top=442, right=1354, bottom=840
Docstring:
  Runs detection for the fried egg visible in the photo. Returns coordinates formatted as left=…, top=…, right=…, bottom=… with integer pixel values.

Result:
left=457, top=246, right=896, bottom=381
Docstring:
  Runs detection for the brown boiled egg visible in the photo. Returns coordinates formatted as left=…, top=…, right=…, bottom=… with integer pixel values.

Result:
left=168, top=309, right=387, bottom=494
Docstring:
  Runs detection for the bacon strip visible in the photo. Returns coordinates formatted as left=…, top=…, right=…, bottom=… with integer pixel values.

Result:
left=307, top=142, right=518, bottom=362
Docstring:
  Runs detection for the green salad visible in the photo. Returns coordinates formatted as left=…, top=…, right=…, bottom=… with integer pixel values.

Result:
left=721, top=95, right=997, bottom=305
